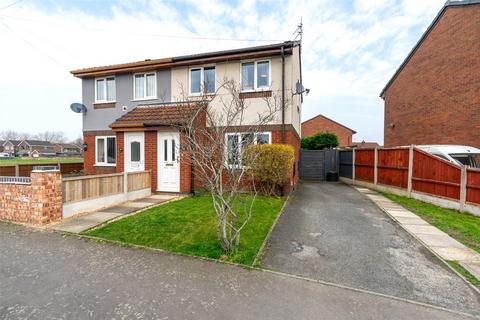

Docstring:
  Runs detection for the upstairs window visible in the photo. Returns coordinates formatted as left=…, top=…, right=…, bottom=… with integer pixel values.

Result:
left=190, top=66, right=216, bottom=95
left=241, top=60, right=270, bottom=91
left=96, top=136, right=116, bottom=165
left=95, top=77, right=116, bottom=102
left=134, top=72, right=156, bottom=100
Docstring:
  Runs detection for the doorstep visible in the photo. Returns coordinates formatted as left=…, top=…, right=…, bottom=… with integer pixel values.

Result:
left=51, top=194, right=180, bottom=234
left=356, top=187, right=480, bottom=281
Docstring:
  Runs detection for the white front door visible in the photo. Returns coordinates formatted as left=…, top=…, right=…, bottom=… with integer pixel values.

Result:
left=124, top=132, right=145, bottom=172
left=157, top=132, right=180, bottom=192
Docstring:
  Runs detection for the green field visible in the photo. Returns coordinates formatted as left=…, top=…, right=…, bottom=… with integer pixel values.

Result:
left=85, top=195, right=285, bottom=265
left=0, top=157, right=83, bottom=166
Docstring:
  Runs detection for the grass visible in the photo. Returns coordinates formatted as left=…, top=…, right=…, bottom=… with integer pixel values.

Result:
left=84, top=194, right=285, bottom=265
left=447, top=260, right=480, bottom=289
left=0, top=157, right=83, bottom=166
left=380, top=192, right=480, bottom=254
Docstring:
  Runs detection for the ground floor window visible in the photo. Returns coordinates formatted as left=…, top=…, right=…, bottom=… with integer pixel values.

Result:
left=226, top=132, right=271, bottom=165
left=96, top=136, right=116, bottom=165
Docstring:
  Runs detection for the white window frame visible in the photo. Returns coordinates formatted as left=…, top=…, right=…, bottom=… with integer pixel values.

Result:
left=189, top=65, right=216, bottom=96
left=225, top=131, right=271, bottom=167
left=94, top=76, right=116, bottom=103
left=240, top=59, right=271, bottom=92
left=133, top=72, right=157, bottom=101
left=95, top=136, right=116, bottom=166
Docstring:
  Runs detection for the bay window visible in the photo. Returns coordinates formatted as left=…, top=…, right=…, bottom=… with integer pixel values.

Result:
left=95, top=77, right=116, bottom=102
left=241, top=60, right=270, bottom=91
left=96, top=136, right=116, bottom=165
left=134, top=72, right=156, bottom=100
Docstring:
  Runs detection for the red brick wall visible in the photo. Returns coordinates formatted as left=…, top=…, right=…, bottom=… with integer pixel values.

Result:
left=83, top=132, right=117, bottom=175
left=144, top=131, right=158, bottom=191
left=272, top=128, right=301, bottom=193
left=301, top=116, right=354, bottom=147
left=384, top=5, right=480, bottom=148
left=0, top=171, right=62, bottom=225
left=116, top=132, right=124, bottom=173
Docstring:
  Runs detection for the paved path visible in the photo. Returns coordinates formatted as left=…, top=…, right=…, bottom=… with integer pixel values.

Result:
left=51, top=194, right=179, bottom=233
left=261, top=181, right=480, bottom=316
left=0, top=223, right=472, bottom=320
left=358, top=187, right=480, bottom=280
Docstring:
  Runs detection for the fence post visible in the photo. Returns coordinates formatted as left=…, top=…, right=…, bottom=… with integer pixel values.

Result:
left=407, top=145, right=414, bottom=198
left=459, top=166, right=467, bottom=212
left=374, top=147, right=378, bottom=185
left=352, top=148, right=356, bottom=183
left=123, top=172, right=128, bottom=195
left=15, top=164, right=19, bottom=177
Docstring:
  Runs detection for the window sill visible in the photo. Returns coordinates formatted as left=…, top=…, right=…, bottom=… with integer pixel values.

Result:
left=93, top=102, right=116, bottom=109
left=132, top=97, right=158, bottom=102
left=94, top=163, right=116, bottom=167
left=239, top=90, right=272, bottom=99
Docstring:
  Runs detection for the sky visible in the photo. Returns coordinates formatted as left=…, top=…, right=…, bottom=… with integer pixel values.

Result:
left=0, top=0, right=446, bottom=143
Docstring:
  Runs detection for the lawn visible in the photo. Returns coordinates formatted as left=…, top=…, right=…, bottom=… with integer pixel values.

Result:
left=0, top=157, right=83, bottom=166
left=380, top=192, right=480, bottom=254
left=84, top=194, right=285, bottom=265
left=447, top=260, right=480, bottom=289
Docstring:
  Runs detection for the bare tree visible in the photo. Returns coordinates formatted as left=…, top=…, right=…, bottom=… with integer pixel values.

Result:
left=177, top=78, right=284, bottom=253
left=34, top=131, right=66, bottom=143
left=0, top=130, right=30, bottom=140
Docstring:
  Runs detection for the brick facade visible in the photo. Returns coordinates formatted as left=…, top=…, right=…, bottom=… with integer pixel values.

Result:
left=83, top=125, right=300, bottom=194
left=301, top=115, right=356, bottom=147
left=383, top=4, right=480, bottom=148
left=0, top=171, right=62, bottom=225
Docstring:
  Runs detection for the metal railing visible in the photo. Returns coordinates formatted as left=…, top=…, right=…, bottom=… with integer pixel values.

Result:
left=32, top=165, right=60, bottom=172
left=0, top=176, right=32, bottom=185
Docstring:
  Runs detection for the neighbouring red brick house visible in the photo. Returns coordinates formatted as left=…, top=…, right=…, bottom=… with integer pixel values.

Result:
left=301, top=114, right=356, bottom=147
left=381, top=0, right=480, bottom=148
left=72, top=42, right=303, bottom=193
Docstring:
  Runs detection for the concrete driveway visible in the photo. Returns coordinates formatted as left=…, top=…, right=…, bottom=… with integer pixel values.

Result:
left=261, top=181, right=480, bottom=317
left=0, top=223, right=471, bottom=320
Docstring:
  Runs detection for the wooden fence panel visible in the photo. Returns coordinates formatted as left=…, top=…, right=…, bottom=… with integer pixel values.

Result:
left=466, top=169, right=480, bottom=205
left=355, top=149, right=374, bottom=182
left=412, top=150, right=461, bottom=200
left=127, top=171, right=151, bottom=192
left=63, top=173, right=123, bottom=203
left=18, top=164, right=35, bottom=177
left=377, top=148, right=409, bottom=188
left=60, top=163, right=84, bottom=174
left=0, top=166, right=15, bottom=176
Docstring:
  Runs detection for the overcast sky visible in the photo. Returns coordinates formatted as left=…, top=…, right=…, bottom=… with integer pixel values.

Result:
left=0, top=0, right=446, bottom=143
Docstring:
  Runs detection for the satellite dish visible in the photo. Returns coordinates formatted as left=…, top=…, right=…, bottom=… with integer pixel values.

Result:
left=70, top=103, right=87, bottom=114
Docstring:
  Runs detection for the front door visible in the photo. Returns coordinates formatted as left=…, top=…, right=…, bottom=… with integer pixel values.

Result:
left=124, top=132, right=145, bottom=172
left=157, top=132, right=180, bottom=192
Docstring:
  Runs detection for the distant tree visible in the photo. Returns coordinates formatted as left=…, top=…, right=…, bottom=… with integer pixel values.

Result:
left=34, top=131, right=66, bottom=143
left=301, top=132, right=339, bottom=150
left=0, top=130, right=31, bottom=140
left=73, top=135, right=84, bottom=146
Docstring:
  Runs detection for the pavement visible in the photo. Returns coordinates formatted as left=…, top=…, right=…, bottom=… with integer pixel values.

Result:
left=358, top=187, right=480, bottom=280
left=50, top=194, right=179, bottom=233
left=261, top=181, right=480, bottom=316
left=0, top=223, right=474, bottom=320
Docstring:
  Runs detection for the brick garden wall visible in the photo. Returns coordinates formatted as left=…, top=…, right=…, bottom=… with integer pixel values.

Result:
left=384, top=5, right=480, bottom=148
left=0, top=171, right=62, bottom=225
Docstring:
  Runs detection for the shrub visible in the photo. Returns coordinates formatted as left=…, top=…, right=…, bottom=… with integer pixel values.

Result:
left=243, top=144, right=294, bottom=196
left=301, top=132, right=338, bottom=150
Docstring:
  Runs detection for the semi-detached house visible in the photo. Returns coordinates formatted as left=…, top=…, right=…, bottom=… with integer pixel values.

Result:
left=71, top=41, right=302, bottom=193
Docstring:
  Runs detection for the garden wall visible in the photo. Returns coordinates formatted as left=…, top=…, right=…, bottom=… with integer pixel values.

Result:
left=0, top=170, right=62, bottom=225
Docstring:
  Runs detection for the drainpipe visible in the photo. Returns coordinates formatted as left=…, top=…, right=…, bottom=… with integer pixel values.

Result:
left=281, top=45, right=285, bottom=144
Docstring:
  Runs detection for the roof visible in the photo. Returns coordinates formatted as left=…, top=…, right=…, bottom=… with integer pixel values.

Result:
left=56, top=143, right=81, bottom=149
left=380, top=0, right=480, bottom=98
left=351, top=141, right=380, bottom=149
left=110, top=103, right=204, bottom=129
left=71, top=41, right=297, bottom=78
left=3, top=140, right=22, bottom=146
left=21, top=140, right=53, bottom=146
left=302, top=114, right=357, bottom=134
